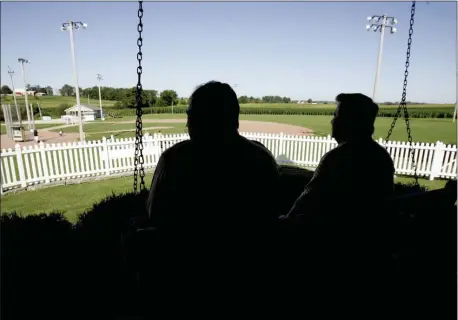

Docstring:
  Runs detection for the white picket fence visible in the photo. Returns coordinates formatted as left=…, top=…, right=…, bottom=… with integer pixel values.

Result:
left=0, top=132, right=456, bottom=194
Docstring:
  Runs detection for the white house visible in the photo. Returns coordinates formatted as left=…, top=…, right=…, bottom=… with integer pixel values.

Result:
left=64, top=104, right=101, bottom=122
left=14, top=88, right=36, bottom=96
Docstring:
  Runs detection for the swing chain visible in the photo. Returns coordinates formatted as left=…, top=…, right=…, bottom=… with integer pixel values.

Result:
left=134, top=0, right=146, bottom=193
left=385, top=1, right=419, bottom=187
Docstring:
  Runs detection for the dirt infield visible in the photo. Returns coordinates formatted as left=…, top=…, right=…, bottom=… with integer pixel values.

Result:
left=1, top=131, right=80, bottom=149
left=1, top=119, right=313, bottom=149
left=110, top=119, right=313, bottom=136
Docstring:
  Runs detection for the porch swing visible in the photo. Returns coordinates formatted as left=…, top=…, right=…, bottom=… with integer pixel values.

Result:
left=131, top=0, right=456, bottom=214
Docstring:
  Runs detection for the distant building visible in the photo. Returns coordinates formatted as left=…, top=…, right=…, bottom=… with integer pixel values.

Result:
left=14, top=88, right=36, bottom=96
left=64, top=104, right=101, bottom=121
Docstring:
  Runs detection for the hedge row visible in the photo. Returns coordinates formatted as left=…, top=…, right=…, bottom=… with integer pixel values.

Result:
left=105, top=106, right=455, bottom=119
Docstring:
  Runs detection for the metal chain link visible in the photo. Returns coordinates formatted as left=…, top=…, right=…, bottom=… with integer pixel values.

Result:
left=385, top=1, right=419, bottom=188
left=133, top=0, right=146, bottom=193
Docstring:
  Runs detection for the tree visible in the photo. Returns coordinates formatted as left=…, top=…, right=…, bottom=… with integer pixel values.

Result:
left=144, top=90, right=158, bottom=106
left=116, top=87, right=151, bottom=108
left=238, top=96, right=249, bottom=104
left=307, top=98, right=313, bottom=103
left=60, top=84, right=74, bottom=96
left=159, top=90, right=178, bottom=106
left=178, top=97, right=188, bottom=105
left=1, top=85, right=12, bottom=94
left=262, top=95, right=291, bottom=103
left=45, top=86, right=54, bottom=96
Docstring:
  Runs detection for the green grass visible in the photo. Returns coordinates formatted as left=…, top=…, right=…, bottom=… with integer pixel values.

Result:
left=3, top=112, right=455, bottom=143
left=49, top=122, right=187, bottom=141
left=0, top=95, right=117, bottom=108
left=0, top=173, right=154, bottom=223
left=0, top=172, right=447, bottom=223
left=239, top=115, right=457, bottom=145
left=102, top=113, right=457, bottom=145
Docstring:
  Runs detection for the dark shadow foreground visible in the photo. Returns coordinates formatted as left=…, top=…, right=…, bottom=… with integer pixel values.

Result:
left=1, top=176, right=456, bottom=319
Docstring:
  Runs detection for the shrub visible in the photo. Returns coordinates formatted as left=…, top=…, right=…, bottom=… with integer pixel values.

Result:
left=0, top=212, right=75, bottom=319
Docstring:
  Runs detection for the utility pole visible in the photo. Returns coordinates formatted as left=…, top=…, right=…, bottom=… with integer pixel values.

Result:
left=7, top=66, right=21, bottom=123
left=61, top=21, right=87, bottom=142
left=366, top=15, right=397, bottom=102
left=97, top=74, right=104, bottom=120
left=18, top=58, right=33, bottom=130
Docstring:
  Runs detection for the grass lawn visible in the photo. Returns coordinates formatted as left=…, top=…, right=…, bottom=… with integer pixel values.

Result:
left=0, top=172, right=448, bottom=223
left=0, top=95, right=117, bottom=108
left=240, top=115, right=458, bottom=145
left=102, top=113, right=457, bottom=145
left=50, top=122, right=187, bottom=141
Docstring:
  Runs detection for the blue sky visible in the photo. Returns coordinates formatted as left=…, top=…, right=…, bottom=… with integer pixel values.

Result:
left=1, top=1, right=456, bottom=103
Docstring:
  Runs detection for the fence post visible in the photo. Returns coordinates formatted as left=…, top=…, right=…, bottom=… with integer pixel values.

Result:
left=155, top=133, right=164, bottom=157
left=429, top=141, right=444, bottom=181
left=39, top=142, right=50, bottom=184
left=103, top=137, right=111, bottom=176
left=279, top=132, right=285, bottom=156
left=15, top=144, right=27, bottom=188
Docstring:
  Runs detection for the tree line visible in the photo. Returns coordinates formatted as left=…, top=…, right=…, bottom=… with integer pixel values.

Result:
left=1, top=84, right=54, bottom=95
left=1, top=83, right=435, bottom=107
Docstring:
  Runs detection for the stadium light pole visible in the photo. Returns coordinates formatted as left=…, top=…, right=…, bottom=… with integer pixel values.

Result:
left=61, top=21, right=87, bottom=142
left=454, top=4, right=458, bottom=123
left=7, top=66, right=21, bottom=123
left=97, top=74, right=104, bottom=120
left=18, top=58, right=33, bottom=131
left=366, top=14, right=397, bottom=102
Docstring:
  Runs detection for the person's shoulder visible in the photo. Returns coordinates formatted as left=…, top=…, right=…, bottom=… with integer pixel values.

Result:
left=240, top=136, right=275, bottom=159
left=322, top=141, right=348, bottom=160
left=161, top=140, right=192, bottom=159
left=371, top=140, right=395, bottom=167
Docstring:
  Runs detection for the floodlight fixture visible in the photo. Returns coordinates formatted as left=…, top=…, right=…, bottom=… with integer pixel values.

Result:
left=18, top=58, right=31, bottom=64
left=365, top=14, right=397, bottom=101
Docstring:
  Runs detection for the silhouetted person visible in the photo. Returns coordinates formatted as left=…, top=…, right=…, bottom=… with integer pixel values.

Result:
left=146, top=81, right=280, bottom=228
left=283, top=93, right=394, bottom=220
left=281, top=93, right=395, bottom=280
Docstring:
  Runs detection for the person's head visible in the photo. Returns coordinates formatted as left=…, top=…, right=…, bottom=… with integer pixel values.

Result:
left=186, top=81, right=240, bottom=142
left=331, top=93, right=378, bottom=143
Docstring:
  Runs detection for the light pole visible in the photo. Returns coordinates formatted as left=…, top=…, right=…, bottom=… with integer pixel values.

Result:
left=7, top=66, right=21, bottom=123
left=454, top=70, right=457, bottom=123
left=61, top=21, right=87, bottom=142
left=18, top=58, right=33, bottom=130
left=366, top=15, right=397, bottom=102
left=97, top=74, right=104, bottom=120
